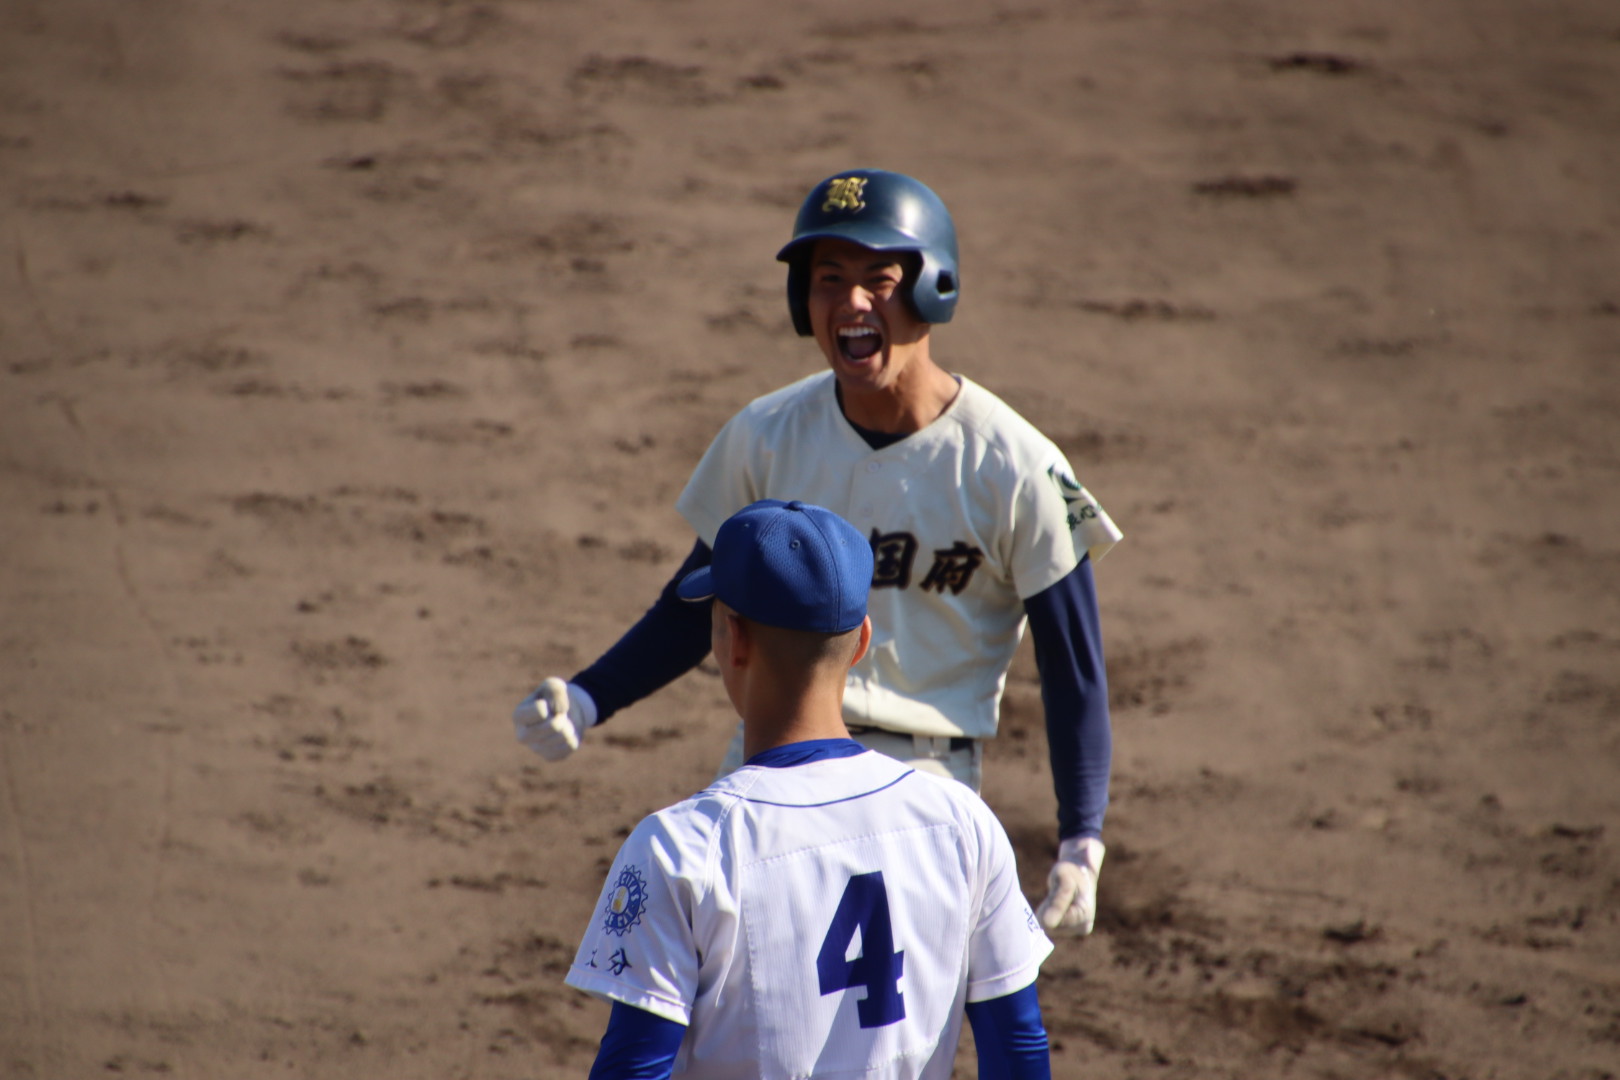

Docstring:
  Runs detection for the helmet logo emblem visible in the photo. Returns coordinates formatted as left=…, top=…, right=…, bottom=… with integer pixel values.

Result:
left=822, top=176, right=868, bottom=213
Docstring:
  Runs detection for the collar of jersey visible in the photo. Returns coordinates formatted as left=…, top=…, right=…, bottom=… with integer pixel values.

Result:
left=743, top=738, right=867, bottom=770
left=833, top=375, right=964, bottom=451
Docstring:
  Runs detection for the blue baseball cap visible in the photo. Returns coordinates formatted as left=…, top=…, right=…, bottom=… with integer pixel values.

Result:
left=677, top=499, right=873, bottom=633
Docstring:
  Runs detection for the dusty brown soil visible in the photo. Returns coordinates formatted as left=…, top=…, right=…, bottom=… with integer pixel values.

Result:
left=3, top=0, right=1618, bottom=1077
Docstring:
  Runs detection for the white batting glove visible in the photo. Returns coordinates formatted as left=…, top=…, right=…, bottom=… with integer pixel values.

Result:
left=1036, top=836, right=1106, bottom=937
left=512, top=678, right=599, bottom=762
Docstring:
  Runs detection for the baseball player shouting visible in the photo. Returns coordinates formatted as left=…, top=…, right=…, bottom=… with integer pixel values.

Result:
left=567, top=498, right=1054, bottom=1080
left=517, top=168, right=1123, bottom=937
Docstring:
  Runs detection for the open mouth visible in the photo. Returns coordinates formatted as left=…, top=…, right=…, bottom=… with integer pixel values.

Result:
left=836, top=325, right=884, bottom=362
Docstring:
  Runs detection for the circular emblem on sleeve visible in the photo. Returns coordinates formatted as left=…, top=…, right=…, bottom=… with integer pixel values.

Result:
left=602, top=864, right=648, bottom=937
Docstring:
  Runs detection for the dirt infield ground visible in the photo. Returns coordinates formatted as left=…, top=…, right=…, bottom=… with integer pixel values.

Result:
left=3, top=0, right=1618, bottom=1076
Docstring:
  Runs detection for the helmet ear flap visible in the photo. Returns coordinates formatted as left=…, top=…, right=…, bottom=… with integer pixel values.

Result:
left=908, top=252, right=959, bottom=325
left=785, top=254, right=814, bottom=337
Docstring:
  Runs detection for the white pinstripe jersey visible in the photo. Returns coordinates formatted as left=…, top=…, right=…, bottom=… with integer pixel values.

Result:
left=676, top=372, right=1123, bottom=739
left=565, top=745, right=1053, bottom=1080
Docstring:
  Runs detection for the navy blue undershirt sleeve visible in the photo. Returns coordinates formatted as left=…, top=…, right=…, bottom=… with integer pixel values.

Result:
left=588, top=1001, right=687, bottom=1080
left=965, top=982, right=1053, bottom=1080
left=1023, top=555, right=1112, bottom=841
left=571, top=539, right=714, bottom=723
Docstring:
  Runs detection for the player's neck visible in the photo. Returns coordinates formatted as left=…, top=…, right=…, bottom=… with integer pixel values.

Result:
left=738, top=680, right=851, bottom=760
left=838, top=359, right=960, bottom=435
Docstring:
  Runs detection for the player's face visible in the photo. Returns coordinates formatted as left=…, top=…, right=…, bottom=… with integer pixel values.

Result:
left=806, top=238, right=928, bottom=399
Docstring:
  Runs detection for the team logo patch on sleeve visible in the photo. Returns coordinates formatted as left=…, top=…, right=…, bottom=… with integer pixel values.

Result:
left=602, top=865, right=649, bottom=936
left=1047, top=464, right=1099, bottom=533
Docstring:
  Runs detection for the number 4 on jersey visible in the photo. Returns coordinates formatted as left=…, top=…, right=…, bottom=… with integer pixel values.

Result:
left=817, top=871, right=906, bottom=1027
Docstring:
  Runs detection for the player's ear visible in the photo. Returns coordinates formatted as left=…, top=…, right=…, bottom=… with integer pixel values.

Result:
left=723, top=609, right=752, bottom=668
left=849, top=616, right=872, bottom=669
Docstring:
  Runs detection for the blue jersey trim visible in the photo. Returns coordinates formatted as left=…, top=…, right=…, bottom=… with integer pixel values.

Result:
left=737, top=769, right=913, bottom=809
left=744, top=738, right=867, bottom=769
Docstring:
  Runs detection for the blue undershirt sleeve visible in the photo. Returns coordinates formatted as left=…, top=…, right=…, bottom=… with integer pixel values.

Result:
left=571, top=539, right=714, bottom=723
left=587, top=1001, right=688, bottom=1080
left=1023, top=555, right=1112, bottom=841
left=965, top=982, right=1052, bottom=1080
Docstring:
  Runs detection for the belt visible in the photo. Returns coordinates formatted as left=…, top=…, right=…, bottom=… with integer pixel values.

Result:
left=846, top=725, right=977, bottom=753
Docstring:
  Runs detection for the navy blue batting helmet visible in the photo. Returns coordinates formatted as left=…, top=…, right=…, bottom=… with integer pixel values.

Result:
left=776, top=169, right=960, bottom=337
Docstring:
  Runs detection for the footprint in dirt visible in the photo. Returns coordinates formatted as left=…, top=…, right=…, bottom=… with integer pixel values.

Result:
left=569, top=55, right=712, bottom=106
left=279, top=60, right=408, bottom=123
left=1106, top=637, right=1208, bottom=714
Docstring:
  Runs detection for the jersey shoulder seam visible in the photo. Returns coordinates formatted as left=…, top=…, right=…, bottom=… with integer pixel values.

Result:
left=949, top=377, right=1066, bottom=472
left=737, top=370, right=833, bottom=424
left=725, top=372, right=838, bottom=458
left=647, top=783, right=754, bottom=909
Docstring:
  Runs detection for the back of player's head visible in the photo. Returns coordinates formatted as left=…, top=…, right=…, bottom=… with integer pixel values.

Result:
left=677, top=499, right=873, bottom=635
left=777, top=169, right=960, bottom=336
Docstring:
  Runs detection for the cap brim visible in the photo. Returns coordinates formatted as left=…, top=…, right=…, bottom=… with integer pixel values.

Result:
left=675, top=565, right=716, bottom=602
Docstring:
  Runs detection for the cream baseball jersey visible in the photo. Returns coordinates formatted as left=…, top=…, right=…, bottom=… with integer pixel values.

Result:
left=565, top=745, right=1053, bottom=1080
left=675, top=372, right=1123, bottom=739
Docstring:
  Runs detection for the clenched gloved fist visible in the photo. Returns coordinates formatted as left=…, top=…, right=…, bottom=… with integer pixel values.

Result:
left=512, top=677, right=599, bottom=762
left=1036, top=836, right=1106, bottom=937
